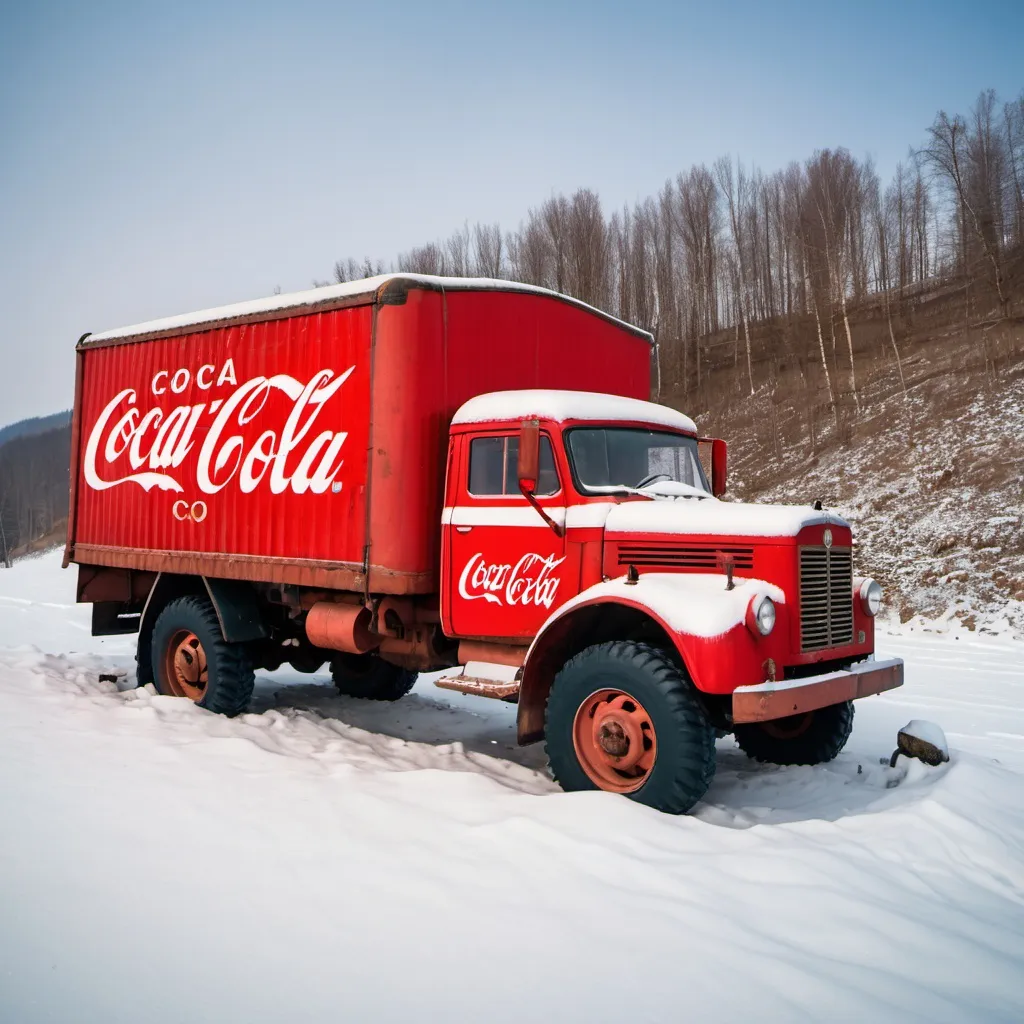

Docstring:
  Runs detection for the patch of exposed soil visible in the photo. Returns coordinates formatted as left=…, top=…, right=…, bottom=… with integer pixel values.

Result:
left=686, top=285, right=1024, bottom=636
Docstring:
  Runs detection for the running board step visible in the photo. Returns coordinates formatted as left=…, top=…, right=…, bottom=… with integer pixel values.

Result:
left=434, top=661, right=521, bottom=700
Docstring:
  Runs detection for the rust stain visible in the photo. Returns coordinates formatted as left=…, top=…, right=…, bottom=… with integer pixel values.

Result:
left=732, top=663, right=903, bottom=724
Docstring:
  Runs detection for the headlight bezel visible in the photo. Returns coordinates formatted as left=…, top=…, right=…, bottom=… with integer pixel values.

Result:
left=858, top=577, right=882, bottom=616
left=746, top=594, right=776, bottom=637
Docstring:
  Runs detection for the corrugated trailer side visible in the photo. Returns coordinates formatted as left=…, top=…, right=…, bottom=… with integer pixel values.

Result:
left=70, top=303, right=374, bottom=588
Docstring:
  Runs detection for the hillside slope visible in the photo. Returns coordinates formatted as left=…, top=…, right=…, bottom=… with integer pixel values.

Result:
left=0, top=424, right=71, bottom=563
left=705, top=328, right=1024, bottom=638
left=0, top=411, right=70, bottom=448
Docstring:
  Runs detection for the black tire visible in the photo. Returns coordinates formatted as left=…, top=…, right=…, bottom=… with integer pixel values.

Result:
left=150, top=595, right=255, bottom=717
left=734, top=700, right=855, bottom=765
left=330, top=652, right=417, bottom=701
left=544, top=641, right=716, bottom=815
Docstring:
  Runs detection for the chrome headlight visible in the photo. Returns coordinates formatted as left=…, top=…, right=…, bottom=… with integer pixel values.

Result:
left=859, top=578, right=882, bottom=616
left=747, top=595, right=776, bottom=637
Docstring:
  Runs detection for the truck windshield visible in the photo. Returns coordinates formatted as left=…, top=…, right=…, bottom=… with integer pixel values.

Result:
left=566, top=428, right=711, bottom=497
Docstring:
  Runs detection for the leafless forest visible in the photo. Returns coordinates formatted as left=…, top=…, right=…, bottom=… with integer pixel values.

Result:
left=328, top=89, right=1024, bottom=427
left=0, top=424, right=70, bottom=566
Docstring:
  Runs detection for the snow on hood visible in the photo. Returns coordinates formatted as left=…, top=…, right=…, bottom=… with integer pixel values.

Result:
left=535, top=572, right=785, bottom=640
left=605, top=498, right=850, bottom=539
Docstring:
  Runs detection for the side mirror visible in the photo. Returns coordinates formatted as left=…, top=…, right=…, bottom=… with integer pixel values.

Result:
left=517, top=419, right=540, bottom=494
left=711, top=439, right=728, bottom=497
left=516, top=419, right=563, bottom=537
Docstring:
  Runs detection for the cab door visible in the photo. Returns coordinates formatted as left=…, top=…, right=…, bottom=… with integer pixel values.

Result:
left=445, top=430, right=567, bottom=640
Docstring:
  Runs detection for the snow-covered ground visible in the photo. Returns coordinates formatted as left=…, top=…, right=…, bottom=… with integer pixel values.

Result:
left=1, top=551, right=1022, bottom=1023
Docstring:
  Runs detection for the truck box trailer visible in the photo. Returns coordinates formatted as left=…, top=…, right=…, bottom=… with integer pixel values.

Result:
left=67, top=274, right=902, bottom=814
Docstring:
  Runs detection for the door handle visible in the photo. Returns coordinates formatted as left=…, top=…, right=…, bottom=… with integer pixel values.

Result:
left=456, top=526, right=473, bottom=534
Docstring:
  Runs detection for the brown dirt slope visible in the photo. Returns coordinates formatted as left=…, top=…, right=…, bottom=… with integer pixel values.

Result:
left=684, top=262, right=1024, bottom=637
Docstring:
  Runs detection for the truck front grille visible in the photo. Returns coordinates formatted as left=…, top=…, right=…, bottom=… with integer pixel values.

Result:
left=617, top=544, right=754, bottom=570
left=799, top=547, right=854, bottom=651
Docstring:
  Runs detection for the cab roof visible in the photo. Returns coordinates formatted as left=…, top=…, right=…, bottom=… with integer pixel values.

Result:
left=451, top=390, right=698, bottom=435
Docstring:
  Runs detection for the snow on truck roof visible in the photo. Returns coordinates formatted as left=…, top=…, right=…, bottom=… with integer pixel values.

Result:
left=83, top=274, right=655, bottom=346
left=452, top=390, right=698, bottom=434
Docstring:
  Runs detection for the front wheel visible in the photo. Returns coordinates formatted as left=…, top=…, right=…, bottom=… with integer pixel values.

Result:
left=545, top=641, right=716, bottom=815
left=733, top=701, right=854, bottom=765
left=330, top=652, right=417, bottom=701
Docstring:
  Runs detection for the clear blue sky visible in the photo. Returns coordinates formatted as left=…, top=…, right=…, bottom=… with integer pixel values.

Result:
left=1, top=0, right=1021, bottom=422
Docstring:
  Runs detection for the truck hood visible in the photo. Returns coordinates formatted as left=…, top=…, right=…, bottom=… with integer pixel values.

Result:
left=603, top=497, right=850, bottom=540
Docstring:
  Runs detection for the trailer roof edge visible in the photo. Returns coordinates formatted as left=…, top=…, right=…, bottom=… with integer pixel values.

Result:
left=79, top=275, right=655, bottom=349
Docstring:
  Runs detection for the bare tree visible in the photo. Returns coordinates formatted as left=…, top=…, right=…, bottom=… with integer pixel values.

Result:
left=806, top=149, right=862, bottom=412
left=1005, top=92, right=1024, bottom=245
left=473, top=223, right=504, bottom=278
left=333, top=257, right=384, bottom=283
left=507, top=210, right=552, bottom=287
left=565, top=189, right=610, bottom=307
left=715, top=157, right=755, bottom=394
left=922, top=105, right=1008, bottom=316
left=397, top=241, right=446, bottom=276
left=798, top=210, right=837, bottom=421
left=445, top=224, right=472, bottom=277
left=541, top=195, right=571, bottom=294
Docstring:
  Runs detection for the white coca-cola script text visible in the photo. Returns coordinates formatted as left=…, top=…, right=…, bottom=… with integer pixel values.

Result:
left=458, top=552, right=565, bottom=609
left=83, top=360, right=355, bottom=496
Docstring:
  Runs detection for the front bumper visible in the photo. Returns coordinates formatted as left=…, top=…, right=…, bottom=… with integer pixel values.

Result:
left=732, top=658, right=904, bottom=724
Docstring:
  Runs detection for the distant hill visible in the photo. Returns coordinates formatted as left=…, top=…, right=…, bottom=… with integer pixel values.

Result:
left=0, top=422, right=71, bottom=566
left=0, top=411, right=71, bottom=449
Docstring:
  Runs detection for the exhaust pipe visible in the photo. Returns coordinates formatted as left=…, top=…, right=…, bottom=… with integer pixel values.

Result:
left=305, top=602, right=379, bottom=654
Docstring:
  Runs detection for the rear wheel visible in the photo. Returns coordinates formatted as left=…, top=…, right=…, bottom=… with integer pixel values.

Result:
left=733, top=701, right=854, bottom=765
left=150, top=596, right=255, bottom=716
left=330, top=652, right=417, bottom=701
left=544, top=641, right=716, bottom=815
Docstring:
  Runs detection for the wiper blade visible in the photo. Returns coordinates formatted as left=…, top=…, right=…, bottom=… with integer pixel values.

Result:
left=585, top=484, right=655, bottom=498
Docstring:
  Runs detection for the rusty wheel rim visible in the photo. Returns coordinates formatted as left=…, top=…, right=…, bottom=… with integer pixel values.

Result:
left=762, top=712, right=814, bottom=740
left=572, top=688, right=657, bottom=793
left=163, top=629, right=209, bottom=701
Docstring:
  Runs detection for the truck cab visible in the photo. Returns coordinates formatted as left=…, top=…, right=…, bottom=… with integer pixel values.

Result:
left=435, top=389, right=902, bottom=809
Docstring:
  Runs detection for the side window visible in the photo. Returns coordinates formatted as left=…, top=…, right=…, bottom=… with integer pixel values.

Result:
left=468, top=435, right=559, bottom=497
left=468, top=437, right=505, bottom=495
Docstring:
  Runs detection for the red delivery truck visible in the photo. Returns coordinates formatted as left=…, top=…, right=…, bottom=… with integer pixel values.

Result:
left=66, top=274, right=902, bottom=813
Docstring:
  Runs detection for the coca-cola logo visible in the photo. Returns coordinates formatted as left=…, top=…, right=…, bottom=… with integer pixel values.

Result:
left=83, top=358, right=355, bottom=496
left=458, top=551, right=565, bottom=609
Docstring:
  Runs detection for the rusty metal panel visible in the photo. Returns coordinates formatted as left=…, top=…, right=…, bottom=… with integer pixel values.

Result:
left=732, top=659, right=904, bottom=723
left=73, top=543, right=367, bottom=591
left=456, top=640, right=528, bottom=667
left=76, top=565, right=155, bottom=603
left=434, top=675, right=521, bottom=700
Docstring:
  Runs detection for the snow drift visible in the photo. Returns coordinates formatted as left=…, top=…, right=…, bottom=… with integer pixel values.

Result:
left=1, top=550, right=1022, bottom=1023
